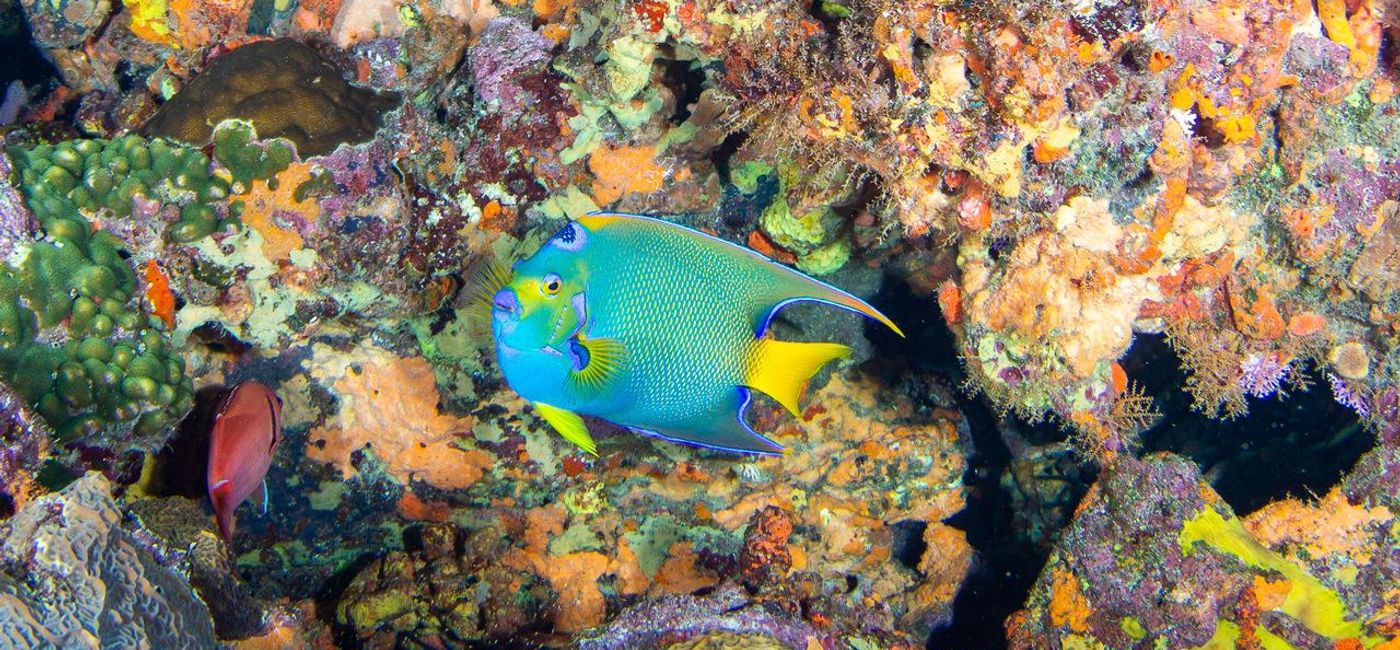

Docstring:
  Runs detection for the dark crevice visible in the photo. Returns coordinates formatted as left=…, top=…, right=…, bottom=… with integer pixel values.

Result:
left=661, top=57, right=706, bottom=124
left=711, top=130, right=748, bottom=186
left=890, top=520, right=929, bottom=572
left=864, top=275, right=1047, bottom=650
left=0, top=2, right=60, bottom=93
left=1128, top=333, right=1370, bottom=515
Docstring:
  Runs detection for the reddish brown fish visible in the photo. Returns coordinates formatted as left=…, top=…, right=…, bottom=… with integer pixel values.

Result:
left=207, top=381, right=282, bottom=543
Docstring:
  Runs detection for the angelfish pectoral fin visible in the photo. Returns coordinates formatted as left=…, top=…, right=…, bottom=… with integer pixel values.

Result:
left=566, top=336, right=627, bottom=396
left=745, top=337, right=850, bottom=416
left=533, top=401, right=598, bottom=456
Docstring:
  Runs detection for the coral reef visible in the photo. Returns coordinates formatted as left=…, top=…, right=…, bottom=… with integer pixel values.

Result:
left=1007, top=453, right=1397, bottom=648
left=7, top=0, right=1400, bottom=645
left=255, top=363, right=970, bottom=640
left=577, top=506, right=917, bottom=649
left=335, top=522, right=556, bottom=646
left=0, top=472, right=216, bottom=648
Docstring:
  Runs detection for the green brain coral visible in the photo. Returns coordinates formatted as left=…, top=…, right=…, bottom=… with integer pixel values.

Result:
left=1, top=135, right=209, bottom=448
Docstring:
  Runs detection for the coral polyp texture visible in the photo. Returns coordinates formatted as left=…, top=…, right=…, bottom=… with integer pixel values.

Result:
left=3, top=0, right=1400, bottom=645
left=1, top=137, right=197, bottom=466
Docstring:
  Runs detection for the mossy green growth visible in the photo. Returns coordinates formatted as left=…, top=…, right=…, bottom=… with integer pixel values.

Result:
left=753, top=159, right=847, bottom=270
left=1179, top=505, right=1384, bottom=647
left=795, top=237, right=850, bottom=276
left=2, top=137, right=199, bottom=452
left=212, top=120, right=294, bottom=191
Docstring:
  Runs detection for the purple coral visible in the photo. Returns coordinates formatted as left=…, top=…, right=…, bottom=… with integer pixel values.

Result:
left=1237, top=353, right=1290, bottom=398
left=1327, top=373, right=1371, bottom=418
left=577, top=584, right=839, bottom=649
left=0, top=382, right=45, bottom=509
left=1375, top=387, right=1399, bottom=446
left=1309, top=151, right=1400, bottom=244
left=0, top=145, right=34, bottom=261
left=469, top=17, right=553, bottom=117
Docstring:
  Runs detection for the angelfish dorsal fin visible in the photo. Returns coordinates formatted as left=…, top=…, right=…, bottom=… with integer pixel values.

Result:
left=745, top=337, right=850, bottom=416
left=574, top=212, right=902, bottom=337
left=566, top=335, right=627, bottom=396
left=533, top=401, right=598, bottom=456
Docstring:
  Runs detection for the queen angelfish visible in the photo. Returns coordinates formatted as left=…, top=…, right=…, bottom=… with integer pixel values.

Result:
left=487, top=213, right=902, bottom=455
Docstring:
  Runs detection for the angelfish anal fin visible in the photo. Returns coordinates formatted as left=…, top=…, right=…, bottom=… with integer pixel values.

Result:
left=534, top=401, right=599, bottom=456
left=745, top=337, right=851, bottom=416
left=261, top=480, right=269, bottom=515
left=627, top=387, right=783, bottom=455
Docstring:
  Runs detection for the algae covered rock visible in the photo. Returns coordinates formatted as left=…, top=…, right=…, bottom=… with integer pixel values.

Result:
left=0, top=472, right=216, bottom=649
left=142, top=39, right=399, bottom=158
left=335, top=522, right=557, bottom=647
left=0, top=380, right=45, bottom=513
left=1008, top=453, right=1397, bottom=648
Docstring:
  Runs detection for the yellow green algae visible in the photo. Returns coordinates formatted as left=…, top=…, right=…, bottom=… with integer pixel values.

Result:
left=1179, top=505, right=1383, bottom=648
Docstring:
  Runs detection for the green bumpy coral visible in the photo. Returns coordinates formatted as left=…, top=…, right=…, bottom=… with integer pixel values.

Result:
left=211, top=119, right=294, bottom=192
left=0, top=135, right=217, bottom=446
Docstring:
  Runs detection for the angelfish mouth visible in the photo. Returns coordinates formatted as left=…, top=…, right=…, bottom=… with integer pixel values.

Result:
left=492, top=288, right=520, bottom=319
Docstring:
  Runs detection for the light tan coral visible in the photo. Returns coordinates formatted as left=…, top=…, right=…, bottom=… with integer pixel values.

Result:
left=305, top=342, right=490, bottom=489
left=963, top=193, right=1254, bottom=386
left=1328, top=341, right=1371, bottom=380
left=330, top=0, right=498, bottom=47
left=965, top=197, right=1160, bottom=379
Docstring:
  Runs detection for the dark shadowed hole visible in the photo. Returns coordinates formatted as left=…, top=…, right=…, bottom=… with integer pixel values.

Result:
left=890, top=520, right=929, bottom=572
left=864, top=274, right=1047, bottom=650
left=1128, top=333, right=1370, bottom=515
left=712, top=130, right=748, bottom=185
left=662, top=57, right=706, bottom=124
left=0, top=3, right=59, bottom=92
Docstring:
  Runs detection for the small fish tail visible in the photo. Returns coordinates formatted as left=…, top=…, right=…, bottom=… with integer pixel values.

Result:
left=214, top=501, right=235, bottom=543
left=745, top=338, right=850, bottom=416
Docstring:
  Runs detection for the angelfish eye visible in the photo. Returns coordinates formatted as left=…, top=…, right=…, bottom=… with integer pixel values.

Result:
left=542, top=273, right=562, bottom=296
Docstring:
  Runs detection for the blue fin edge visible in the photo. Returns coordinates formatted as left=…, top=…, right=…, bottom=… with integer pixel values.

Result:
left=756, top=296, right=880, bottom=338
left=625, top=388, right=784, bottom=456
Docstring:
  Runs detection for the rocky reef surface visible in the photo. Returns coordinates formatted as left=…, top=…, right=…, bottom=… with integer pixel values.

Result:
left=0, top=0, right=1397, bottom=646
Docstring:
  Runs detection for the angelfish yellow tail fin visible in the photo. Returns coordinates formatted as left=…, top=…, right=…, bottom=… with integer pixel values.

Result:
left=745, top=338, right=850, bottom=416
left=533, top=401, right=598, bottom=456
